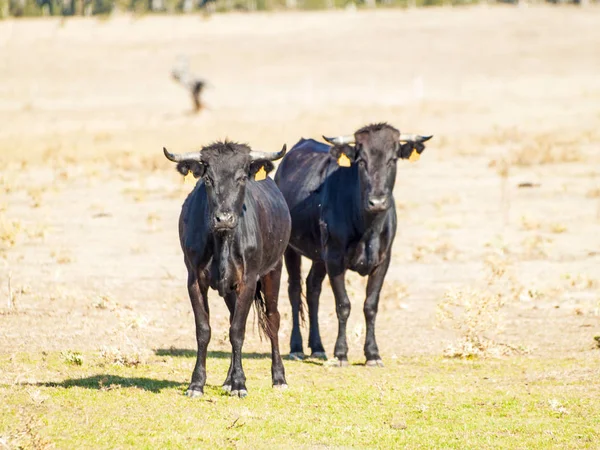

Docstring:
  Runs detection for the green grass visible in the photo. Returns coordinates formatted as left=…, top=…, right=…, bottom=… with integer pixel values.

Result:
left=1, top=351, right=599, bottom=449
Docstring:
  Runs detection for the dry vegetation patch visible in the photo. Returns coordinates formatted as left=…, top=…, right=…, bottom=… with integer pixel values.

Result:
left=437, top=254, right=525, bottom=358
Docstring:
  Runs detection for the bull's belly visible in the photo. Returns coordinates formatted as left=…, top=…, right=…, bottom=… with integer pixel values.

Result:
left=288, top=235, right=323, bottom=262
left=288, top=231, right=385, bottom=276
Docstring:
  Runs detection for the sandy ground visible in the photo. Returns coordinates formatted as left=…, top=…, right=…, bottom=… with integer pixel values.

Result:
left=1, top=6, right=600, bottom=362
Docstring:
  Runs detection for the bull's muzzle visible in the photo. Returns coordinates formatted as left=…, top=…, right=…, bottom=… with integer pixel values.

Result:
left=212, top=211, right=237, bottom=231
left=366, top=195, right=390, bottom=213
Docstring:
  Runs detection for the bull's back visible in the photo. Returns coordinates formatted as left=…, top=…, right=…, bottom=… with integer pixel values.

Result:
left=275, top=139, right=332, bottom=206
left=275, top=139, right=336, bottom=260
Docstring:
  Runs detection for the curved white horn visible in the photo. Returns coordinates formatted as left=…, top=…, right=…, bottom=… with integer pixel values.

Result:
left=249, top=144, right=287, bottom=162
left=399, top=134, right=433, bottom=143
left=163, top=147, right=203, bottom=162
left=322, top=135, right=355, bottom=146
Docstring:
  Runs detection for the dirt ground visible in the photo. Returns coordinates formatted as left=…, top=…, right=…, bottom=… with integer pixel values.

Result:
left=1, top=6, right=599, bottom=362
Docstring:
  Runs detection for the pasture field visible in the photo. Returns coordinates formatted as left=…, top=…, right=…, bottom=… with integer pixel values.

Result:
left=1, top=5, right=600, bottom=448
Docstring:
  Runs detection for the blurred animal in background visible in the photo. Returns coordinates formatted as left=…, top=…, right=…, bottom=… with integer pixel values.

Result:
left=171, top=56, right=208, bottom=113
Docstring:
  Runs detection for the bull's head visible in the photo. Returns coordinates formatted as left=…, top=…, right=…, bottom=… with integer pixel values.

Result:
left=163, top=141, right=286, bottom=232
left=323, top=123, right=432, bottom=214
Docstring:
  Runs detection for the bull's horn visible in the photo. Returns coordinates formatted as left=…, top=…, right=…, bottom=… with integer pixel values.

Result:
left=249, top=144, right=287, bottom=162
left=323, top=135, right=355, bottom=146
left=163, top=147, right=203, bottom=162
left=399, top=134, right=433, bottom=143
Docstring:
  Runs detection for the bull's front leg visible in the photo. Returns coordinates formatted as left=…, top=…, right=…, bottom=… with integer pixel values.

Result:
left=326, top=260, right=351, bottom=367
left=186, top=271, right=211, bottom=398
left=364, top=254, right=390, bottom=367
left=224, top=280, right=255, bottom=397
left=222, top=291, right=236, bottom=392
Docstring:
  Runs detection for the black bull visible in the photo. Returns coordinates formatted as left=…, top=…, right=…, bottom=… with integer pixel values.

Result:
left=274, top=123, right=432, bottom=366
left=164, top=141, right=291, bottom=398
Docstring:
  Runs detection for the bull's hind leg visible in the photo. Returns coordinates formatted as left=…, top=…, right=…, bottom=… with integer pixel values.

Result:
left=326, top=261, right=351, bottom=367
left=284, top=247, right=304, bottom=359
left=260, top=261, right=287, bottom=388
left=363, top=255, right=391, bottom=367
left=186, top=270, right=211, bottom=397
left=306, top=261, right=327, bottom=359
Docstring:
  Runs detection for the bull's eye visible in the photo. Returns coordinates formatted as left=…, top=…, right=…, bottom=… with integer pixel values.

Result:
left=358, top=160, right=366, bottom=169
left=236, top=175, right=247, bottom=184
left=204, top=177, right=213, bottom=186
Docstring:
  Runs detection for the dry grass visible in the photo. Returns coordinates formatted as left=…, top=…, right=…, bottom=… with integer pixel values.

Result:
left=562, top=273, right=597, bottom=291
left=512, top=136, right=583, bottom=166
left=437, top=254, right=524, bottom=358
left=412, top=238, right=460, bottom=262
left=486, top=132, right=585, bottom=167
left=549, top=223, right=568, bottom=234
left=98, top=346, right=147, bottom=368
left=381, top=280, right=410, bottom=312
left=520, top=216, right=567, bottom=234
left=0, top=217, right=21, bottom=250
left=26, top=187, right=45, bottom=209
left=0, top=412, right=53, bottom=450
left=520, top=235, right=553, bottom=260
left=520, top=215, right=541, bottom=231
left=49, top=249, right=74, bottom=265
left=121, top=187, right=147, bottom=203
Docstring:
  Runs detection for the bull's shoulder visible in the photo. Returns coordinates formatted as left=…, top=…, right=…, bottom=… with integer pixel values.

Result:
left=248, top=177, right=287, bottom=206
left=180, top=182, right=205, bottom=224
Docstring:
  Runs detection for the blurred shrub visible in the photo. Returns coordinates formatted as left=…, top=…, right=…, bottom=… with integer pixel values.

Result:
left=9, top=0, right=43, bottom=16
left=93, top=0, right=114, bottom=14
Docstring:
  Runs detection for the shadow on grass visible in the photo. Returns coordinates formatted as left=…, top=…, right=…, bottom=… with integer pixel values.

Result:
left=154, top=348, right=273, bottom=359
left=35, top=375, right=185, bottom=393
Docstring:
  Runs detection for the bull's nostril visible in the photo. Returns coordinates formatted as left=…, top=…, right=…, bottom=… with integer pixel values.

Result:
left=367, top=196, right=388, bottom=210
left=214, top=211, right=236, bottom=229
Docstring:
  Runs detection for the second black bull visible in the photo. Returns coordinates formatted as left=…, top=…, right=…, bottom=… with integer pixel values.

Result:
left=274, top=123, right=432, bottom=366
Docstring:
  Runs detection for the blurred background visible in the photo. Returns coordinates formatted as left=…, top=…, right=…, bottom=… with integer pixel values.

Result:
left=0, top=0, right=595, bottom=18
left=1, top=3, right=599, bottom=361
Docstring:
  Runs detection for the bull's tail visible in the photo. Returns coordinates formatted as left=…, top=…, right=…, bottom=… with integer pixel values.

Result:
left=298, top=284, right=306, bottom=326
left=253, top=281, right=273, bottom=341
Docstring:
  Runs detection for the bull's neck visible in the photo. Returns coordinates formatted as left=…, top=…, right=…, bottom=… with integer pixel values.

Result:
left=212, top=229, right=243, bottom=296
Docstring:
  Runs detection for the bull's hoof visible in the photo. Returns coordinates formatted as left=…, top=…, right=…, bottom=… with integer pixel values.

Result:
left=288, top=352, right=305, bottom=361
left=326, top=358, right=349, bottom=367
left=310, top=352, right=328, bottom=360
left=185, top=388, right=204, bottom=398
left=273, top=383, right=288, bottom=390
left=222, top=384, right=232, bottom=393
left=230, top=389, right=248, bottom=398
left=366, top=359, right=384, bottom=368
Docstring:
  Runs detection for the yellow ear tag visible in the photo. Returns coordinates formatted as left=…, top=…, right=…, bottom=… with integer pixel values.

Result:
left=409, top=148, right=420, bottom=162
left=183, top=171, right=196, bottom=185
left=254, top=166, right=267, bottom=181
left=337, top=153, right=352, bottom=167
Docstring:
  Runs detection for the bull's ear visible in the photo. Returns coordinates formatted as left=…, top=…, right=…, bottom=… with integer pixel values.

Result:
left=398, top=141, right=426, bottom=162
left=249, top=160, right=275, bottom=181
left=329, top=145, right=357, bottom=167
left=176, top=160, right=206, bottom=178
